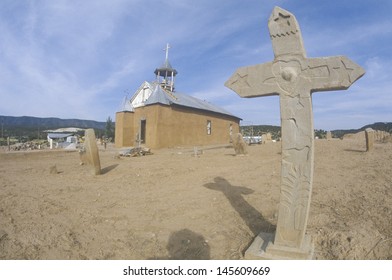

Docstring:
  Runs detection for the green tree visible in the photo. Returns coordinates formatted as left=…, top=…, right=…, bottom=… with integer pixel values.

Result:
left=314, top=129, right=327, bottom=139
left=105, top=116, right=115, bottom=141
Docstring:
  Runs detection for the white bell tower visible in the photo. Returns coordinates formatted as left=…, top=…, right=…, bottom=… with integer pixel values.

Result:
left=154, top=43, right=178, bottom=92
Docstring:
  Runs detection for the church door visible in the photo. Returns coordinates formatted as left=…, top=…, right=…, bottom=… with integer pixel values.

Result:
left=140, top=119, right=146, bottom=144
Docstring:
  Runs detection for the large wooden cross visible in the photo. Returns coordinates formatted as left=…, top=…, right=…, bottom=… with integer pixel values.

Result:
left=225, top=6, right=365, bottom=259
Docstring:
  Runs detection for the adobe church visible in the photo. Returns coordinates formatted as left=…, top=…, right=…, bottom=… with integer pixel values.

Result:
left=115, top=45, right=241, bottom=149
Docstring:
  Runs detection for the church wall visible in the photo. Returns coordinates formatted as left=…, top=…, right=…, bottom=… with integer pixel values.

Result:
left=173, top=106, right=240, bottom=147
left=115, top=104, right=240, bottom=149
left=115, top=111, right=134, bottom=148
left=147, top=104, right=240, bottom=149
left=132, top=105, right=160, bottom=148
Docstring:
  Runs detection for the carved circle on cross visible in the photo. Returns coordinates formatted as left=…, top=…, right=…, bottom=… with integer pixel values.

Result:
left=281, top=67, right=297, bottom=81
left=272, top=59, right=302, bottom=96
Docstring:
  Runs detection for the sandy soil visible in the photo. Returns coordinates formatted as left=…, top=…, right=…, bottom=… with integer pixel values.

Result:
left=0, top=138, right=391, bottom=260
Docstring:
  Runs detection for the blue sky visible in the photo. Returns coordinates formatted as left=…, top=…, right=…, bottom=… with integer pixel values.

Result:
left=0, top=0, right=391, bottom=130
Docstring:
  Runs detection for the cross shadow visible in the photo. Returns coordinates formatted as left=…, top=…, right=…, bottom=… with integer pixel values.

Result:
left=101, top=164, right=119, bottom=174
left=149, top=229, right=210, bottom=260
left=204, top=177, right=275, bottom=235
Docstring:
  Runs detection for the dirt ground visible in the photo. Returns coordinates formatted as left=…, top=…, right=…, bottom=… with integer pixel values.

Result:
left=0, top=138, right=391, bottom=260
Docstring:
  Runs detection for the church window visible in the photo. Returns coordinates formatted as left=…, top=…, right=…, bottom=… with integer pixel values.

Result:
left=207, top=120, right=212, bottom=135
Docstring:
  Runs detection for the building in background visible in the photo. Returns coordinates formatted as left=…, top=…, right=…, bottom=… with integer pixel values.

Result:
left=115, top=45, right=241, bottom=149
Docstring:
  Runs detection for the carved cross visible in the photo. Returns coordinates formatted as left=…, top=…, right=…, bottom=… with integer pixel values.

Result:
left=225, top=6, right=365, bottom=258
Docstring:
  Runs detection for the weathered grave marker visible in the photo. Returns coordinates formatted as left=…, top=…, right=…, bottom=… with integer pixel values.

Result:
left=225, top=6, right=365, bottom=259
left=84, top=129, right=101, bottom=175
left=261, top=133, right=273, bottom=144
left=231, top=133, right=248, bottom=155
left=326, top=131, right=332, bottom=140
left=49, top=165, right=58, bottom=174
left=365, top=128, right=374, bottom=151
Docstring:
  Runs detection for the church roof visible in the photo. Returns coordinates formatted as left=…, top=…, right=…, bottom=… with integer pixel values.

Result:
left=144, top=83, right=241, bottom=120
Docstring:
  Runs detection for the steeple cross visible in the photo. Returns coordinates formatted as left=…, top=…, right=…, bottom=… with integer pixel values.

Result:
left=225, top=6, right=365, bottom=259
left=164, top=43, right=171, bottom=62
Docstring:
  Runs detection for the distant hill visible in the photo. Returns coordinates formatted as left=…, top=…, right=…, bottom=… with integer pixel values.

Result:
left=0, top=115, right=106, bottom=129
left=332, top=122, right=392, bottom=138
left=241, top=122, right=392, bottom=140
left=0, top=115, right=106, bottom=140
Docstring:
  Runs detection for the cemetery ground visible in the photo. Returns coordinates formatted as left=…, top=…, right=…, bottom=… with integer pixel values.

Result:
left=0, top=138, right=391, bottom=260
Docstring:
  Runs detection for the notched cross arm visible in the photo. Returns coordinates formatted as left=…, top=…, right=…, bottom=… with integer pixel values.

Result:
left=224, top=62, right=281, bottom=98
left=306, top=56, right=365, bottom=93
